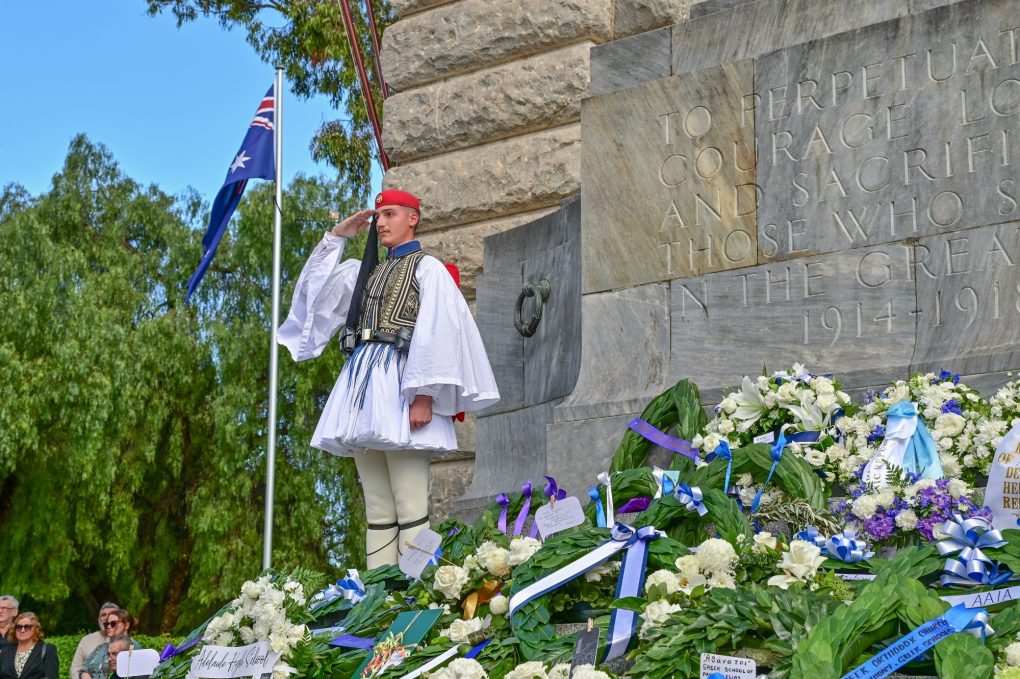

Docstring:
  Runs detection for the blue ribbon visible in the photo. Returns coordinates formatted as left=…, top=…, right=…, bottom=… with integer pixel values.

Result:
left=627, top=417, right=698, bottom=460
left=795, top=525, right=827, bottom=550
left=673, top=483, right=708, bottom=517
left=603, top=525, right=661, bottom=662
left=839, top=604, right=991, bottom=679
left=937, top=514, right=1008, bottom=587
left=464, top=639, right=491, bottom=659
left=751, top=429, right=820, bottom=512
left=514, top=482, right=533, bottom=536
left=589, top=486, right=607, bottom=527
left=796, top=525, right=873, bottom=563
left=429, top=546, right=443, bottom=567
left=309, top=570, right=366, bottom=611
left=329, top=634, right=376, bottom=650
left=708, top=441, right=733, bottom=493
left=889, top=400, right=943, bottom=480
left=496, top=493, right=510, bottom=533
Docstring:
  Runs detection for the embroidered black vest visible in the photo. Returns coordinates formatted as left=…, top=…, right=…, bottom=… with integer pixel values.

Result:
left=356, top=248, right=426, bottom=340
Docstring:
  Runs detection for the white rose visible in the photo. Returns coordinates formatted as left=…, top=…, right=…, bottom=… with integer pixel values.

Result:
left=703, top=433, right=722, bottom=452
left=444, top=619, right=474, bottom=643
left=442, top=658, right=488, bottom=679
left=803, top=449, right=826, bottom=467
left=895, top=509, right=918, bottom=531
left=875, top=490, right=895, bottom=508
left=433, top=564, right=470, bottom=600
left=675, top=554, right=701, bottom=575
left=508, top=537, right=542, bottom=566
left=777, top=540, right=826, bottom=580
left=777, top=382, right=798, bottom=402
left=489, top=593, right=509, bottom=615
left=816, top=394, right=837, bottom=411
left=504, top=662, right=549, bottom=679
left=717, top=419, right=735, bottom=435
left=643, top=599, right=683, bottom=626
left=753, top=532, right=778, bottom=553
left=812, top=377, right=835, bottom=394
left=476, top=541, right=512, bottom=577
left=720, top=396, right=738, bottom=414
left=695, top=538, right=737, bottom=575
left=644, top=569, right=680, bottom=596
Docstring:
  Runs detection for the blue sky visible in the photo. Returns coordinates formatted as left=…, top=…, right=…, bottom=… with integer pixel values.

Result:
left=2, top=2, right=380, bottom=202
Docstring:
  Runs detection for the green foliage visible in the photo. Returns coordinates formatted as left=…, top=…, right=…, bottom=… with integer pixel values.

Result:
left=0, top=137, right=364, bottom=634
left=610, top=379, right=707, bottom=472
left=144, top=0, right=390, bottom=197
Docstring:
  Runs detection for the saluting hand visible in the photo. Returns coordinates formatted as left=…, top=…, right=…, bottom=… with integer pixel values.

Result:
left=330, top=208, right=375, bottom=238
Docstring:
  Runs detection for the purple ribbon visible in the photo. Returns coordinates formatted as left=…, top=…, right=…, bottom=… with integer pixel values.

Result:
left=534, top=476, right=568, bottom=537
left=329, top=634, right=377, bottom=650
left=628, top=418, right=698, bottom=460
left=616, top=497, right=651, bottom=513
left=496, top=493, right=510, bottom=533
left=514, top=481, right=533, bottom=536
left=159, top=638, right=201, bottom=662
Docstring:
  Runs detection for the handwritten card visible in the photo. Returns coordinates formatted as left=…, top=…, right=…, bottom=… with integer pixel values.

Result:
left=398, top=528, right=443, bottom=580
left=185, top=642, right=280, bottom=679
left=752, top=432, right=775, bottom=445
left=535, top=496, right=585, bottom=539
left=699, top=652, right=756, bottom=679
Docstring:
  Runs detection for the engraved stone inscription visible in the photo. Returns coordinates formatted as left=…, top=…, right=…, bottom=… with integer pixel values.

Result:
left=756, top=2, right=1020, bottom=259
left=669, top=244, right=916, bottom=393
left=581, top=61, right=756, bottom=294
left=913, top=220, right=1020, bottom=374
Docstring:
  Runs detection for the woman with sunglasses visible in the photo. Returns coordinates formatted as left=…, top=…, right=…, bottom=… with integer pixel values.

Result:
left=78, top=611, right=137, bottom=679
left=0, top=612, right=58, bottom=679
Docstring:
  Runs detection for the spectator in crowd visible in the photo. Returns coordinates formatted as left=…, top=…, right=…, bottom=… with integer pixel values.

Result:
left=0, top=597, right=18, bottom=651
left=0, top=612, right=58, bottom=679
left=101, top=638, right=130, bottom=679
left=69, top=604, right=118, bottom=679
left=79, top=610, right=137, bottom=679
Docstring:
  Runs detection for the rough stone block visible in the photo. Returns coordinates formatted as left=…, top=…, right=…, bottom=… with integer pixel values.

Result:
left=384, top=125, right=582, bottom=230
left=384, top=43, right=593, bottom=164
left=546, top=414, right=634, bottom=500
left=590, top=26, right=672, bottom=96
left=668, top=244, right=918, bottom=400
left=912, top=221, right=1020, bottom=376
left=756, top=0, right=1020, bottom=260
left=671, top=0, right=913, bottom=77
left=381, top=0, right=613, bottom=91
left=581, top=61, right=756, bottom=294
left=391, top=0, right=454, bottom=18
left=614, top=0, right=690, bottom=39
left=690, top=0, right=754, bottom=18
left=430, top=456, right=475, bottom=523
left=419, top=208, right=558, bottom=301
left=555, top=283, right=672, bottom=422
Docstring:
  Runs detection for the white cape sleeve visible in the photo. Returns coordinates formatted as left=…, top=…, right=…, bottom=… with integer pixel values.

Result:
left=401, top=257, right=500, bottom=415
left=278, top=233, right=361, bottom=361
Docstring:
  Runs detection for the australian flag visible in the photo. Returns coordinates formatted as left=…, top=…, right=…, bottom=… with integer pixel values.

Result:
left=185, top=85, right=276, bottom=303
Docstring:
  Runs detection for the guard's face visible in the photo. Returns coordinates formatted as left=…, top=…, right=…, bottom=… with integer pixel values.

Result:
left=375, top=206, right=419, bottom=248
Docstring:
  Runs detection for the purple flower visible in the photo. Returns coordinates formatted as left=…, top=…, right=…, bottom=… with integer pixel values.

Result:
left=863, top=513, right=895, bottom=541
left=867, top=425, right=886, bottom=443
left=941, top=400, right=962, bottom=415
left=863, top=388, right=880, bottom=404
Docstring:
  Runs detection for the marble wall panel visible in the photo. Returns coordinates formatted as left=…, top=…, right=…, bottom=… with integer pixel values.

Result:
left=669, top=243, right=918, bottom=398
left=756, top=0, right=1020, bottom=259
left=912, top=221, right=1020, bottom=375
left=581, top=61, right=756, bottom=294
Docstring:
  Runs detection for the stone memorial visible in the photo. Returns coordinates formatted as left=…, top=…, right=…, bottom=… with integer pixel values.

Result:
left=462, top=0, right=1020, bottom=502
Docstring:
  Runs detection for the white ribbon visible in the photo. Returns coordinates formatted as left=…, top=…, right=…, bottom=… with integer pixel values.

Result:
left=397, top=646, right=460, bottom=679
left=861, top=403, right=919, bottom=488
left=985, top=423, right=1020, bottom=531
left=597, top=471, right=614, bottom=525
left=653, top=467, right=664, bottom=499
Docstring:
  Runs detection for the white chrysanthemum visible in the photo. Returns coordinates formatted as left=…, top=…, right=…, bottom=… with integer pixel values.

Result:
left=1006, top=641, right=1020, bottom=667
left=571, top=665, right=611, bottom=679
left=851, top=495, right=878, bottom=520
left=941, top=455, right=962, bottom=478
left=875, top=490, right=895, bottom=508
left=489, top=594, right=509, bottom=615
left=242, top=580, right=262, bottom=599
left=644, top=569, right=680, bottom=596
left=895, top=509, right=918, bottom=531
left=433, top=657, right=488, bottom=679
left=434, top=564, right=471, bottom=600
left=804, top=449, right=826, bottom=466
left=213, top=632, right=235, bottom=647
left=508, top=537, right=542, bottom=566
left=476, top=541, right=512, bottom=577
left=696, top=538, right=737, bottom=575
left=504, top=661, right=549, bottom=679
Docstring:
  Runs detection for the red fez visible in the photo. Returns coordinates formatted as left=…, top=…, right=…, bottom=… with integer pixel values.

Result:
left=375, top=189, right=421, bottom=212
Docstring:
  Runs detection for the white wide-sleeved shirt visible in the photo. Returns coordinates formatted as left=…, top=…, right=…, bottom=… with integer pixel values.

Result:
left=278, top=233, right=499, bottom=455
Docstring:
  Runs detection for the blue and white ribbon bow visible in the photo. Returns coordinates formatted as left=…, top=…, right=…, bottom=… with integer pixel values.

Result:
left=937, top=514, right=1008, bottom=587
left=310, top=569, right=366, bottom=610
left=796, top=526, right=873, bottom=563
left=652, top=466, right=676, bottom=499
left=509, top=523, right=661, bottom=662
left=707, top=441, right=733, bottom=493
left=673, top=483, right=708, bottom=517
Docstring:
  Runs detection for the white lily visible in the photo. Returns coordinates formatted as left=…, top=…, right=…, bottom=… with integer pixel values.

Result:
left=731, top=376, right=767, bottom=431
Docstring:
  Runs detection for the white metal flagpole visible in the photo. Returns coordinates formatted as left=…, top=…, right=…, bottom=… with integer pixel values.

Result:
left=264, top=66, right=284, bottom=570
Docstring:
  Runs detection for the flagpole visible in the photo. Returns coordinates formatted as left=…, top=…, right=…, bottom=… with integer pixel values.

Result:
left=264, top=66, right=284, bottom=570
